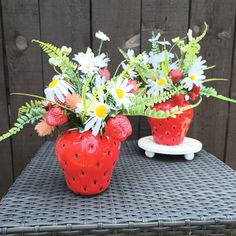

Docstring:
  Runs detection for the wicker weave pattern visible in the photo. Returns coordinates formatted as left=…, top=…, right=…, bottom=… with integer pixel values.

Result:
left=1, top=141, right=236, bottom=235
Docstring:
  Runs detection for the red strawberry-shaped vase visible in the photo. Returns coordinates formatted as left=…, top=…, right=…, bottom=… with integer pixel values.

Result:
left=147, top=100, right=194, bottom=146
left=55, top=115, right=132, bottom=195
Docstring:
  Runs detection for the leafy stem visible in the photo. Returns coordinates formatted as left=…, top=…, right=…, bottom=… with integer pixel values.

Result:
left=11, top=93, right=75, bottom=113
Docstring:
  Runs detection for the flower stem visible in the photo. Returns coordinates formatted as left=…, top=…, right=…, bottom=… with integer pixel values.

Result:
left=98, top=40, right=104, bottom=55
left=11, top=93, right=75, bottom=113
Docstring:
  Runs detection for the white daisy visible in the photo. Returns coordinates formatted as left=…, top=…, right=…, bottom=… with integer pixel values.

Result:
left=191, top=56, right=207, bottom=71
left=73, top=48, right=97, bottom=74
left=84, top=101, right=110, bottom=136
left=61, top=46, right=72, bottom=55
left=44, top=75, right=74, bottom=103
left=181, top=71, right=205, bottom=91
left=181, top=57, right=207, bottom=91
left=148, top=51, right=174, bottom=68
left=49, top=57, right=61, bottom=66
left=148, top=33, right=171, bottom=46
left=110, top=78, right=134, bottom=108
left=93, top=53, right=110, bottom=68
left=121, top=62, right=137, bottom=78
left=127, top=49, right=135, bottom=60
left=95, top=31, right=110, bottom=41
left=187, top=29, right=193, bottom=41
left=140, top=52, right=149, bottom=64
left=147, top=73, right=168, bottom=95
left=73, top=48, right=110, bottom=75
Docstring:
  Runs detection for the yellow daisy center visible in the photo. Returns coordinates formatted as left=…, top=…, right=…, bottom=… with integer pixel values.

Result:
left=115, top=88, right=125, bottom=99
left=190, top=75, right=196, bottom=81
left=95, top=104, right=107, bottom=119
left=49, top=79, right=59, bottom=89
left=86, top=65, right=91, bottom=70
left=157, top=78, right=166, bottom=87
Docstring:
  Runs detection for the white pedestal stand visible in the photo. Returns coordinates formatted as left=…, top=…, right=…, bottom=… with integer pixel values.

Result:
left=138, top=136, right=202, bottom=160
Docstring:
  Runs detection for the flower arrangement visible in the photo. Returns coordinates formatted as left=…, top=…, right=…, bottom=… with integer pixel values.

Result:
left=0, top=30, right=198, bottom=195
left=119, top=23, right=236, bottom=145
left=0, top=31, right=192, bottom=142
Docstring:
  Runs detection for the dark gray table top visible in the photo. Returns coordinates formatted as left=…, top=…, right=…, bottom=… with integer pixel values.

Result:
left=1, top=141, right=236, bottom=235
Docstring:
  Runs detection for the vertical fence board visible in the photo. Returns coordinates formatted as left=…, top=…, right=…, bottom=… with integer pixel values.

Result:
left=140, top=0, right=190, bottom=138
left=225, top=16, right=236, bottom=168
left=0, top=2, right=13, bottom=198
left=189, top=0, right=236, bottom=160
left=91, top=0, right=141, bottom=139
left=1, top=0, right=44, bottom=177
left=39, top=0, right=90, bottom=86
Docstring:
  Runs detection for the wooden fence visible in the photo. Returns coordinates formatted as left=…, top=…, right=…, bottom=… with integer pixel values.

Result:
left=0, top=0, right=236, bottom=198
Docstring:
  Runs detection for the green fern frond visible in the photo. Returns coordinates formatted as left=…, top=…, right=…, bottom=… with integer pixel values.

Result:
left=0, top=101, right=44, bottom=141
left=124, top=103, right=191, bottom=119
left=200, top=86, right=218, bottom=97
left=0, top=112, right=43, bottom=141
left=32, top=40, right=61, bottom=57
left=130, top=86, right=184, bottom=107
left=18, top=100, right=42, bottom=116
left=32, top=40, right=81, bottom=92
left=151, top=32, right=160, bottom=54
left=124, top=88, right=201, bottom=119
left=201, top=86, right=236, bottom=103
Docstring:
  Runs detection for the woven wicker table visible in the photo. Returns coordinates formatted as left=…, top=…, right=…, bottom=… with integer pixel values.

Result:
left=1, top=141, right=236, bottom=235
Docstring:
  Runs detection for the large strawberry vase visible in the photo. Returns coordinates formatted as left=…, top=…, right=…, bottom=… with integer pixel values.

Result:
left=55, top=115, right=132, bottom=195
left=147, top=97, right=194, bottom=146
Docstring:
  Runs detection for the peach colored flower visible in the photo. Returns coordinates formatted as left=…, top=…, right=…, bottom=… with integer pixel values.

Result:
left=99, top=68, right=110, bottom=80
left=127, top=80, right=139, bottom=94
left=34, top=120, right=55, bottom=136
left=65, top=93, right=81, bottom=110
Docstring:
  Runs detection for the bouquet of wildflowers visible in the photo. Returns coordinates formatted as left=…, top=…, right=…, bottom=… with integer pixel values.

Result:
left=0, top=31, right=194, bottom=142
left=120, top=23, right=236, bottom=107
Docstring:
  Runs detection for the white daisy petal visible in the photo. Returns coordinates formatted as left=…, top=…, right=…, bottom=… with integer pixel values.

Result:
left=44, top=88, right=54, bottom=101
left=95, top=31, right=110, bottom=41
left=92, top=119, right=102, bottom=136
left=84, top=117, right=97, bottom=131
left=53, top=87, right=65, bottom=102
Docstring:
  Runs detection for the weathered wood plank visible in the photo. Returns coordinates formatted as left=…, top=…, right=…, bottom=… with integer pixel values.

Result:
left=189, top=0, right=236, bottom=160
left=225, top=12, right=236, bottom=169
left=92, top=0, right=141, bottom=139
left=1, top=0, right=44, bottom=177
left=39, top=0, right=90, bottom=141
left=0, top=2, right=13, bottom=198
left=140, top=0, right=190, bottom=138
left=39, top=0, right=90, bottom=86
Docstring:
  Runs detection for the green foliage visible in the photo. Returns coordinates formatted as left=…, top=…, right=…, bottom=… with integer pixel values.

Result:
left=124, top=101, right=192, bottom=119
left=150, top=32, right=160, bottom=54
left=18, top=100, right=43, bottom=116
left=0, top=100, right=44, bottom=141
left=200, top=86, right=218, bottom=97
left=201, top=86, right=236, bottom=103
left=130, top=86, right=184, bottom=107
left=124, top=86, right=189, bottom=118
left=173, top=23, right=208, bottom=72
left=32, top=40, right=82, bottom=93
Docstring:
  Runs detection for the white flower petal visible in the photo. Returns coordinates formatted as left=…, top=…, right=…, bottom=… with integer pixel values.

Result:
left=92, top=119, right=102, bottom=136
left=44, top=88, right=54, bottom=101
left=95, top=30, right=110, bottom=41
left=84, top=116, right=97, bottom=131
left=53, top=87, right=65, bottom=102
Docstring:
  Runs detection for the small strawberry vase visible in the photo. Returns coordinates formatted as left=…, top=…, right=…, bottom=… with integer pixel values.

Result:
left=55, top=115, right=132, bottom=196
left=147, top=100, right=194, bottom=146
